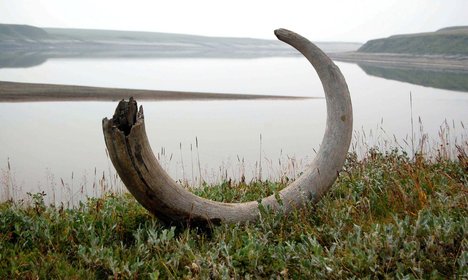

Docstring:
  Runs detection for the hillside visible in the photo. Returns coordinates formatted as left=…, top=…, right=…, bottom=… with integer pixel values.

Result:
left=0, top=24, right=361, bottom=56
left=44, top=27, right=281, bottom=46
left=358, top=26, right=468, bottom=55
left=0, top=24, right=292, bottom=57
left=0, top=24, right=50, bottom=41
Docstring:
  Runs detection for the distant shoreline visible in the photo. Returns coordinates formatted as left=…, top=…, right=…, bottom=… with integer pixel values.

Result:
left=0, top=81, right=316, bottom=102
left=330, top=52, right=468, bottom=72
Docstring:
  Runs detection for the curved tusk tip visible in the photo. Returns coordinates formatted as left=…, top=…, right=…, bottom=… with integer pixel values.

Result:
left=274, top=28, right=291, bottom=39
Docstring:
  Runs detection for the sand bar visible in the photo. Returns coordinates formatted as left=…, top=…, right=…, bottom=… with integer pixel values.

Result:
left=0, top=81, right=314, bottom=102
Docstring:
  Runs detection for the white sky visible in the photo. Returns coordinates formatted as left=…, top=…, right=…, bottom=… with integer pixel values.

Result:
left=1, top=0, right=467, bottom=42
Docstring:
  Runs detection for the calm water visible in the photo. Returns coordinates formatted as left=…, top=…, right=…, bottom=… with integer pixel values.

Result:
left=1, top=57, right=467, bottom=203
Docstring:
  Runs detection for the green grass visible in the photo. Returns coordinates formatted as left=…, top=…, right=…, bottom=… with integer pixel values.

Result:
left=358, top=26, right=468, bottom=55
left=0, top=149, right=467, bottom=279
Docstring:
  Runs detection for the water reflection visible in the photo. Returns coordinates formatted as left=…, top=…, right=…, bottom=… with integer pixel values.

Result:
left=0, top=49, right=298, bottom=69
left=0, top=52, right=48, bottom=68
left=358, top=64, right=468, bottom=93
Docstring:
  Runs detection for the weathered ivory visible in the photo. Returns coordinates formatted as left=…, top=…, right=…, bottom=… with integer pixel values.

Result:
left=102, top=29, right=353, bottom=225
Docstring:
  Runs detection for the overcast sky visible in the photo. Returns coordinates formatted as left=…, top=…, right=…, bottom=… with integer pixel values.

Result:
left=1, top=0, right=467, bottom=42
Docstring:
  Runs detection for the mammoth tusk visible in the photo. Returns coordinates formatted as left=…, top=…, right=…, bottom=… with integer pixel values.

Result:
left=102, top=28, right=353, bottom=225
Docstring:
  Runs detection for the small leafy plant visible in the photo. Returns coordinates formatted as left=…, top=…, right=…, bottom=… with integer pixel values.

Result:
left=0, top=149, right=466, bottom=279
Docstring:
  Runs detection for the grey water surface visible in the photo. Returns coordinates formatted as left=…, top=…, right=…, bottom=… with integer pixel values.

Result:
left=0, top=56, right=467, bottom=203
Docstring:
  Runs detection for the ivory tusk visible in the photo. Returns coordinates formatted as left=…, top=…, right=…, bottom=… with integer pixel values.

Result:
left=102, top=28, right=353, bottom=225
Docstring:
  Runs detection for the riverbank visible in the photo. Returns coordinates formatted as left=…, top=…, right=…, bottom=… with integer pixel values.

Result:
left=330, top=52, right=468, bottom=72
left=0, top=81, right=312, bottom=102
left=1, top=148, right=466, bottom=278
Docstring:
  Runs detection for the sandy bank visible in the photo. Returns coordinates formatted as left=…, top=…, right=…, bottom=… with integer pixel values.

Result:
left=0, top=81, right=314, bottom=102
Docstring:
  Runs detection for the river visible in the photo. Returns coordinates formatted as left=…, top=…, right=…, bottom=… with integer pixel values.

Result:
left=0, top=56, right=467, bottom=204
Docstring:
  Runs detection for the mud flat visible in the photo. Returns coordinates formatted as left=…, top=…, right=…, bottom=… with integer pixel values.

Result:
left=0, top=81, right=313, bottom=102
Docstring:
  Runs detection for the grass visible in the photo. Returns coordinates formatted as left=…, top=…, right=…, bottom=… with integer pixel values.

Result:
left=0, top=147, right=466, bottom=279
left=358, top=26, right=468, bottom=55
